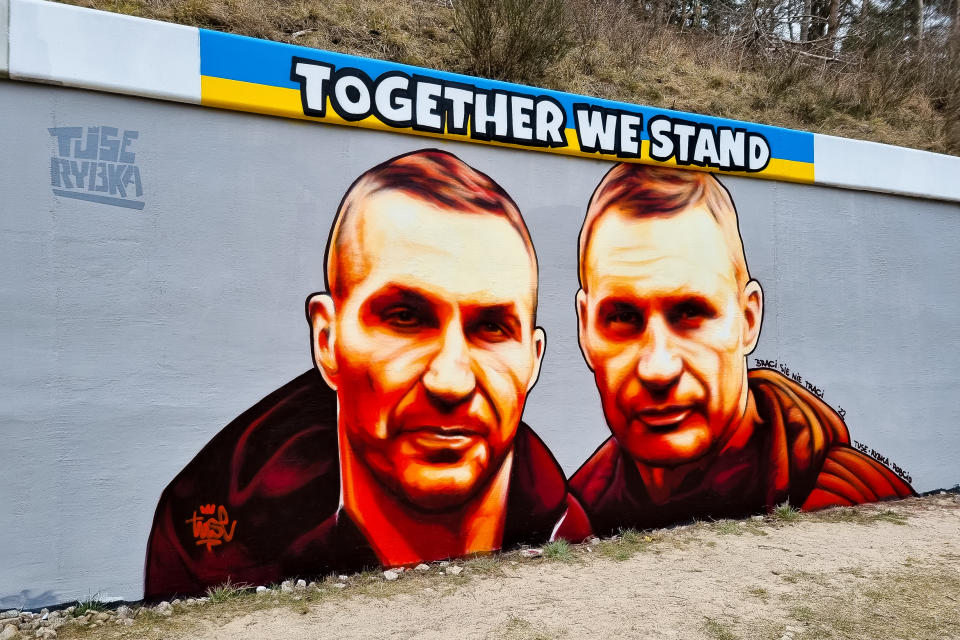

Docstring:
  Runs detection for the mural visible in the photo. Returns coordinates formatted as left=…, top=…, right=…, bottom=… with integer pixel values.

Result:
left=144, top=150, right=592, bottom=599
left=568, top=164, right=914, bottom=536
left=145, top=153, right=915, bottom=600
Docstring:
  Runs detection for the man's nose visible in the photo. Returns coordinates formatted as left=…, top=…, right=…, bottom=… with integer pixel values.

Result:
left=422, top=321, right=477, bottom=406
left=636, top=316, right=683, bottom=393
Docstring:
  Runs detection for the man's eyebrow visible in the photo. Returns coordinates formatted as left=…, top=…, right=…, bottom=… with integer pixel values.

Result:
left=466, top=303, right=523, bottom=335
left=469, top=302, right=520, bottom=321
left=363, top=284, right=442, bottom=310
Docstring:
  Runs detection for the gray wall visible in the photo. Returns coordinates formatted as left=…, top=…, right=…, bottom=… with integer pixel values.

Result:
left=1, top=81, right=959, bottom=608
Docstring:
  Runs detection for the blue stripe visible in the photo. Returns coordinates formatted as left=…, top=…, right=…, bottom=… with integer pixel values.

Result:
left=199, top=29, right=814, bottom=164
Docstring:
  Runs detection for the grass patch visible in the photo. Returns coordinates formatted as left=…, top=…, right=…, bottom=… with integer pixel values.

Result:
left=496, top=615, right=556, bottom=640
left=713, top=520, right=743, bottom=536
left=772, top=503, right=802, bottom=523
left=618, top=528, right=644, bottom=544
left=205, top=578, right=250, bottom=604
left=703, top=617, right=740, bottom=640
left=72, top=595, right=107, bottom=616
left=810, top=506, right=909, bottom=526
left=592, top=528, right=665, bottom=562
left=542, top=539, right=574, bottom=561
left=462, top=552, right=505, bottom=576
left=746, top=586, right=769, bottom=601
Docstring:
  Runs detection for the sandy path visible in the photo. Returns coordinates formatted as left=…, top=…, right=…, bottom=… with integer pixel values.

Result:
left=171, top=496, right=960, bottom=640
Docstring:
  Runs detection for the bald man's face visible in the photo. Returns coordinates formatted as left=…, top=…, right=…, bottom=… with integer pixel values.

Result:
left=577, top=205, right=762, bottom=468
left=310, top=190, right=544, bottom=511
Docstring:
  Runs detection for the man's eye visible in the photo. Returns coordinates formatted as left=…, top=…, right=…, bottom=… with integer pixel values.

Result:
left=669, top=302, right=713, bottom=326
left=606, top=310, right=642, bottom=326
left=473, top=321, right=509, bottom=342
left=382, top=306, right=423, bottom=328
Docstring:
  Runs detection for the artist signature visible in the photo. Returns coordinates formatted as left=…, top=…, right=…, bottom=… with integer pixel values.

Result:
left=186, top=504, right=237, bottom=552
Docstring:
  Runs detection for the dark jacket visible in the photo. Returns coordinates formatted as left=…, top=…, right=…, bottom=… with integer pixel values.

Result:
left=145, top=369, right=589, bottom=599
left=569, top=369, right=915, bottom=536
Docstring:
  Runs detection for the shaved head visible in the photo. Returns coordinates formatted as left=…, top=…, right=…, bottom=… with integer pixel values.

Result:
left=579, top=164, right=749, bottom=292
left=325, top=149, right=538, bottom=315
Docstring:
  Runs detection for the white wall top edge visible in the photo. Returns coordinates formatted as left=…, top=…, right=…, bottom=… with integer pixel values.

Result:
left=8, top=0, right=199, bottom=103
left=814, top=134, right=960, bottom=203
left=1, top=0, right=10, bottom=76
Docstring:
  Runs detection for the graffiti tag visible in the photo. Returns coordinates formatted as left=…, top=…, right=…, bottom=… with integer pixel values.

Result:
left=48, top=126, right=145, bottom=210
left=186, top=504, right=237, bottom=552
left=853, top=441, right=912, bottom=484
left=753, top=359, right=826, bottom=400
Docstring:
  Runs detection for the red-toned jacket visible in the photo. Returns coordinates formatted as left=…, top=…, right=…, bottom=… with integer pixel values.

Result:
left=569, top=369, right=914, bottom=536
left=144, top=370, right=590, bottom=600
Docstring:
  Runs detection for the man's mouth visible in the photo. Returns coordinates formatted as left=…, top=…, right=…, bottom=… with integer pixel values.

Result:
left=634, top=405, right=696, bottom=430
left=401, top=427, right=485, bottom=462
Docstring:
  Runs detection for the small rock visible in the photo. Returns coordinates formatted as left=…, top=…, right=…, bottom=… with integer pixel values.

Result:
left=752, top=515, right=764, bottom=521
left=333, top=583, right=347, bottom=589
left=63, top=609, right=74, bottom=616
left=280, top=580, right=294, bottom=593
left=509, top=561, right=518, bottom=566
left=18, top=622, right=36, bottom=632
left=337, top=575, right=349, bottom=581
left=295, top=579, right=307, bottom=589
left=446, top=566, right=463, bottom=576
left=414, top=564, right=430, bottom=572
left=307, top=582, right=318, bottom=590
left=383, top=570, right=399, bottom=581
left=93, top=613, right=109, bottom=623
left=195, top=597, right=209, bottom=604
left=255, top=586, right=268, bottom=594
left=1, top=613, right=17, bottom=621
left=184, top=599, right=196, bottom=606
left=586, top=536, right=600, bottom=545
left=35, top=629, right=56, bottom=639
left=0, top=624, right=17, bottom=640
left=115, top=606, right=131, bottom=619
left=158, top=609, right=172, bottom=618
left=122, top=619, right=134, bottom=627
left=519, top=548, right=543, bottom=558
left=170, top=599, right=181, bottom=607
left=438, top=561, right=450, bottom=567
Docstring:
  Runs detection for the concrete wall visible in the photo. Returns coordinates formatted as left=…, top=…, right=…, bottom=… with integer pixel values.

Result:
left=1, top=0, right=959, bottom=609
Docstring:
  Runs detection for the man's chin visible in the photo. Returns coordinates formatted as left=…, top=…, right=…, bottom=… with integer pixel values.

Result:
left=392, top=461, right=492, bottom=512
left=618, top=422, right=713, bottom=468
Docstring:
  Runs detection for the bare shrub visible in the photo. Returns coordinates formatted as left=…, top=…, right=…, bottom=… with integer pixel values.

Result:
left=453, top=0, right=568, bottom=82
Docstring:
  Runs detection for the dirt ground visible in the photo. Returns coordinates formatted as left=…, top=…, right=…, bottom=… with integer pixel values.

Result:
left=57, top=494, right=960, bottom=640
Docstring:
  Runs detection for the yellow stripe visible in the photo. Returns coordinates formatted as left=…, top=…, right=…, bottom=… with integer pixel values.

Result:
left=201, top=76, right=814, bottom=184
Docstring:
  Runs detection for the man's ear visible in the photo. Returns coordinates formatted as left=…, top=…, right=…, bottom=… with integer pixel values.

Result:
left=526, top=327, right=547, bottom=393
left=306, top=292, right=339, bottom=390
left=575, top=288, right=595, bottom=371
left=742, top=279, right=764, bottom=355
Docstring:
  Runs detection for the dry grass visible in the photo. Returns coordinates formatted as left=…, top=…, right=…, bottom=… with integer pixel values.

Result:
left=48, top=495, right=960, bottom=640
left=54, top=0, right=958, bottom=155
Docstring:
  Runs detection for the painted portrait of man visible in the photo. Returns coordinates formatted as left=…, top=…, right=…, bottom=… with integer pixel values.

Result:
left=144, top=149, right=590, bottom=599
left=569, top=163, right=914, bottom=536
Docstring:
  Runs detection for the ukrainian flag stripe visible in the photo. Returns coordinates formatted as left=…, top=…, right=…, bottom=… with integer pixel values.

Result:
left=199, top=29, right=815, bottom=182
